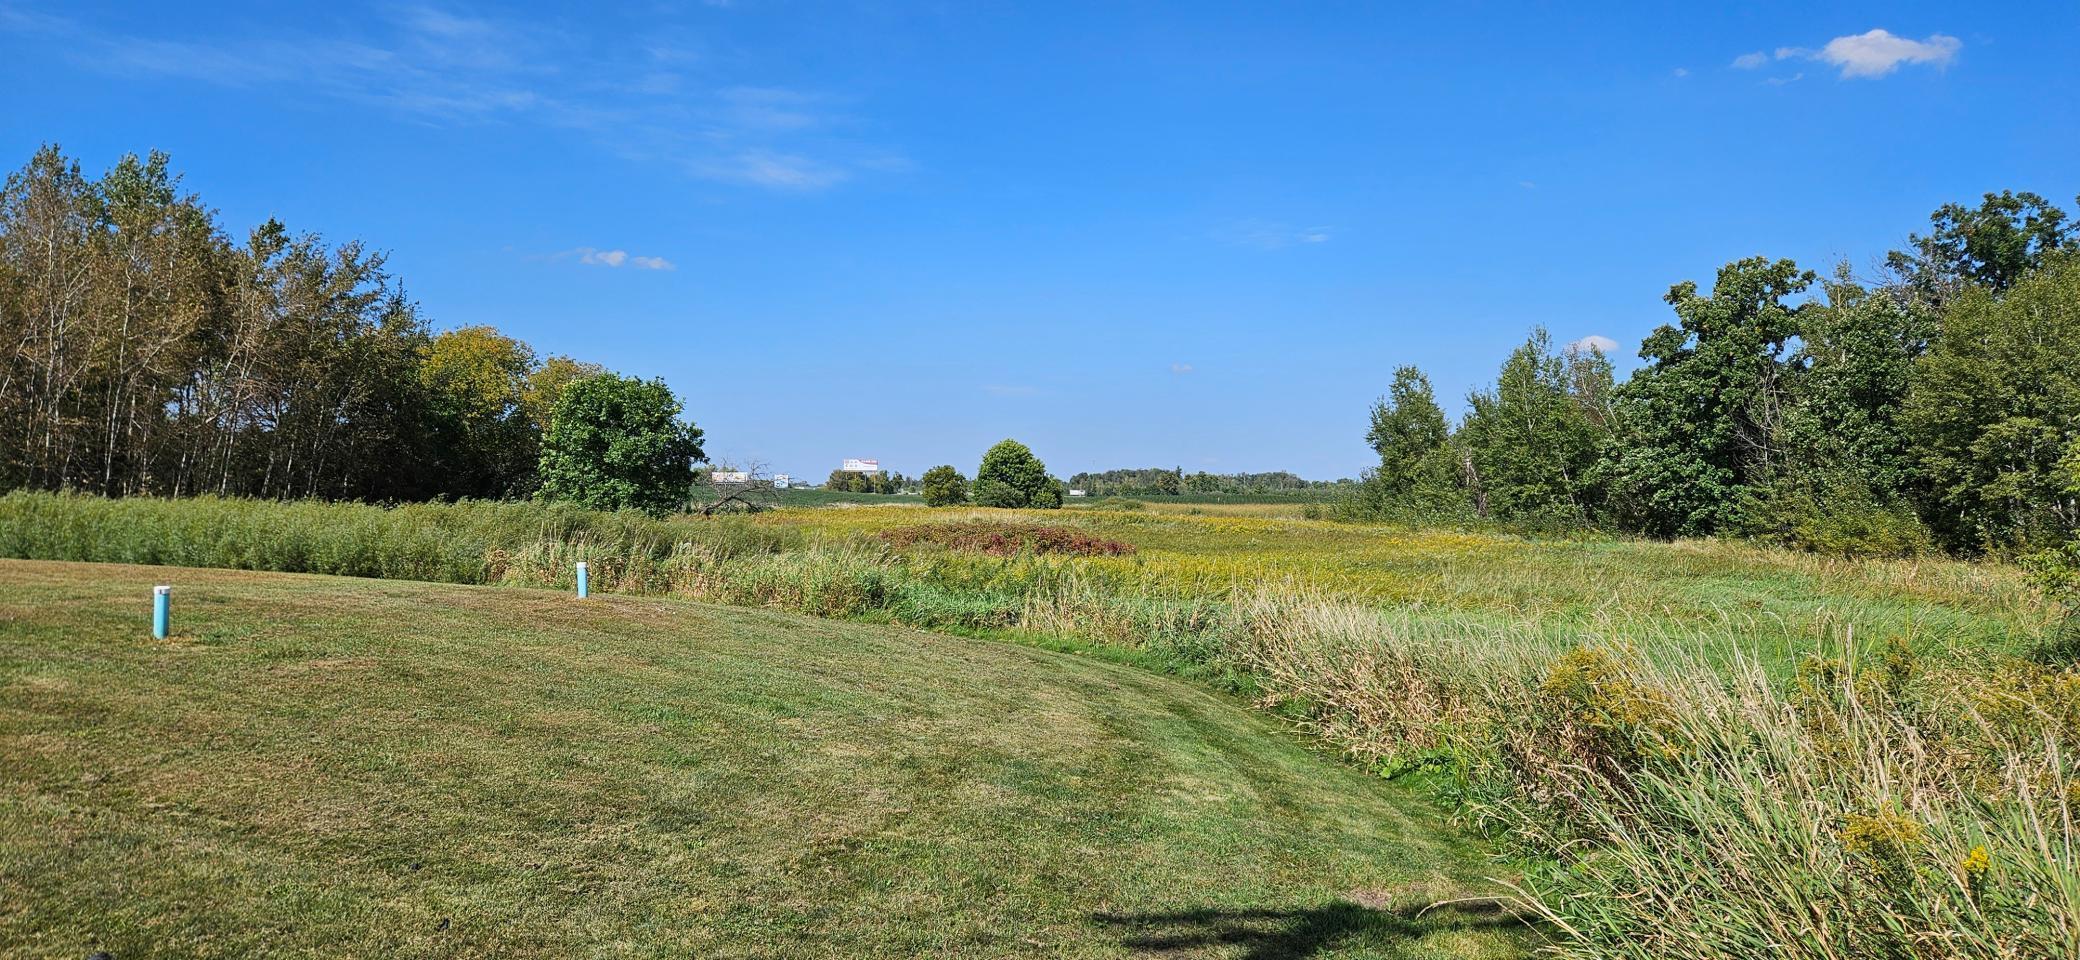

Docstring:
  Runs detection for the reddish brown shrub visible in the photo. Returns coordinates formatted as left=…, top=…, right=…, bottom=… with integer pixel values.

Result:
left=876, top=522, right=1135, bottom=557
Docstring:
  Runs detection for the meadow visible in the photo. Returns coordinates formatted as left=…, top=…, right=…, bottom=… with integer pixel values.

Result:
left=3, top=490, right=2074, bottom=958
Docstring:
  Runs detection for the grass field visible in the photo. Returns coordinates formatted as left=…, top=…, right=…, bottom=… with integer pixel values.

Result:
left=0, top=559, right=1532, bottom=959
left=760, top=505, right=2047, bottom=669
left=773, top=488, right=925, bottom=508
left=5, top=494, right=2071, bottom=957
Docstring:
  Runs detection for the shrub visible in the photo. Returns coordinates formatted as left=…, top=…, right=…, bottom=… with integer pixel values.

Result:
left=1745, top=476, right=1934, bottom=558
left=537, top=374, right=705, bottom=516
left=919, top=465, right=969, bottom=507
left=876, top=521, right=1134, bottom=557
left=972, top=439, right=1059, bottom=509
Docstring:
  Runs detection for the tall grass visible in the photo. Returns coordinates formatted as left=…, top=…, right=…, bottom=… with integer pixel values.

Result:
left=1226, top=591, right=2078, bottom=958
left=0, top=491, right=798, bottom=586
left=6, top=491, right=2073, bottom=955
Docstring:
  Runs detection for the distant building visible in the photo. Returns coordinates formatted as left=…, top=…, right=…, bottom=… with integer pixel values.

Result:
left=841, top=458, right=882, bottom=474
left=1068, top=489, right=1087, bottom=497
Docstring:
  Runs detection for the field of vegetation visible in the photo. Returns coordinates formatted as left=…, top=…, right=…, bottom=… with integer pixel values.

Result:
left=0, top=560, right=1529, bottom=958
left=6, top=491, right=2074, bottom=957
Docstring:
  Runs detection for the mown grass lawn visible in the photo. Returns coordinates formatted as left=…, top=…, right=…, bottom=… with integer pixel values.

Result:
left=0, top=560, right=1531, bottom=959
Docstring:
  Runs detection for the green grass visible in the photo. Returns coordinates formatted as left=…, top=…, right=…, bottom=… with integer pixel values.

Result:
left=775, top=488, right=924, bottom=508
left=762, top=506, right=2049, bottom=670
left=0, top=559, right=1533, bottom=959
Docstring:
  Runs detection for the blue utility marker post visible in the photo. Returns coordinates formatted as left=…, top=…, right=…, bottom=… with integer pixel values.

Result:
left=152, top=585, right=171, bottom=639
left=576, top=561, right=590, bottom=599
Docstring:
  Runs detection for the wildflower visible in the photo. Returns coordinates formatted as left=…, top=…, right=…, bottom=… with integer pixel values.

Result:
left=1842, top=807, right=1925, bottom=890
left=1960, top=845, right=1989, bottom=876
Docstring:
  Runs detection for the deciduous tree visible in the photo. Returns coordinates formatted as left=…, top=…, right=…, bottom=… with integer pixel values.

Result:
left=537, top=374, right=705, bottom=516
left=973, top=439, right=1057, bottom=509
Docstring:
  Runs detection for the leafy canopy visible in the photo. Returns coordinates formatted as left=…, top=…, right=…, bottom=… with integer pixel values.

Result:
left=1356, top=366, right=1462, bottom=516
left=1458, top=328, right=1611, bottom=526
left=1902, top=252, right=2080, bottom=553
left=1598, top=257, right=1815, bottom=538
left=973, top=439, right=1059, bottom=509
left=537, top=374, right=705, bottom=516
left=920, top=465, right=969, bottom=506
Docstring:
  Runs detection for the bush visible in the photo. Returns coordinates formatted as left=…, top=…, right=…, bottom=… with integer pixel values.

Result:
left=919, top=465, right=968, bottom=507
left=537, top=374, right=705, bottom=516
left=1745, top=477, right=1934, bottom=558
left=972, top=439, right=1059, bottom=509
left=876, top=521, right=1134, bottom=557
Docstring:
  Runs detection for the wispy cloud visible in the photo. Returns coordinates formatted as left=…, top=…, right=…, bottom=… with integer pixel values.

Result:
left=1169, top=363, right=1194, bottom=375
left=566, top=247, right=676, bottom=270
left=1567, top=334, right=1620, bottom=355
left=1751, top=28, right=1961, bottom=80
left=1731, top=51, right=1769, bottom=70
left=692, top=150, right=850, bottom=190
left=983, top=384, right=1039, bottom=398
left=1214, top=220, right=1333, bottom=250
left=0, top=4, right=899, bottom=191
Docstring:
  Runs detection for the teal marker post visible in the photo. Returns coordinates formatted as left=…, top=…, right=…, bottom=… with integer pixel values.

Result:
left=152, top=585, right=171, bottom=639
left=576, top=561, right=590, bottom=599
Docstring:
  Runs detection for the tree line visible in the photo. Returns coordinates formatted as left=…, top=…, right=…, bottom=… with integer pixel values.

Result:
left=0, top=145, right=704, bottom=512
left=1067, top=467, right=1352, bottom=497
left=1349, top=190, right=2079, bottom=558
left=824, top=469, right=909, bottom=494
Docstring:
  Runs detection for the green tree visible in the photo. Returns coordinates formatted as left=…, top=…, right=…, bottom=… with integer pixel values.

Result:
left=1743, top=267, right=1938, bottom=555
left=1598, top=257, right=1815, bottom=538
left=921, top=465, right=968, bottom=505
left=1889, top=191, right=2073, bottom=303
left=1902, top=253, right=2080, bottom=552
left=973, top=439, right=1057, bottom=508
left=1357, top=366, right=1462, bottom=514
left=1458, top=329, right=1610, bottom=526
left=537, top=374, right=705, bottom=516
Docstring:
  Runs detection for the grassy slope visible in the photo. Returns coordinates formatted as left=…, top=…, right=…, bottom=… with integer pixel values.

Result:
left=0, top=560, right=1529, bottom=959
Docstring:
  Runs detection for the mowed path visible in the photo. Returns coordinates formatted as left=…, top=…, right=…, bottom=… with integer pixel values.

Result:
left=0, top=560, right=1530, bottom=959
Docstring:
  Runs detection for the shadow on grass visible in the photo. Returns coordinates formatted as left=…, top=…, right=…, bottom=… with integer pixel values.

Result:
left=1094, top=898, right=1533, bottom=959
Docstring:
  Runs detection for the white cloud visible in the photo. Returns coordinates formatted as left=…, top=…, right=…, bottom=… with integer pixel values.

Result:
left=1764, top=29, right=1960, bottom=80
left=1812, top=29, right=1959, bottom=78
left=1731, top=51, right=1769, bottom=69
left=1567, top=334, right=1620, bottom=355
left=1672, top=67, right=1690, bottom=78
left=571, top=247, right=674, bottom=270
left=1169, top=363, right=1194, bottom=375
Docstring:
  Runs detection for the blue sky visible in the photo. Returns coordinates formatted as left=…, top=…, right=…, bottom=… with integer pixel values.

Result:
left=4, top=2, right=2075, bottom=481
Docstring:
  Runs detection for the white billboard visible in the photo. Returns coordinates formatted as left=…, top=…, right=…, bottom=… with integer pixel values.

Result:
left=841, top=458, right=881, bottom=474
left=711, top=471, right=751, bottom=484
